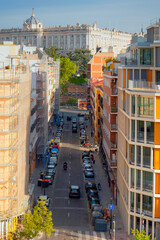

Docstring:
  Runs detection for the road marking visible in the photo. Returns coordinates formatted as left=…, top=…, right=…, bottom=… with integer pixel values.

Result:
left=77, top=231, right=82, bottom=240
left=69, top=180, right=70, bottom=184
left=85, top=231, right=90, bottom=240
left=68, top=212, right=70, bottom=217
left=100, top=232, right=106, bottom=239
left=93, top=231, right=98, bottom=240
left=69, top=173, right=71, bottom=177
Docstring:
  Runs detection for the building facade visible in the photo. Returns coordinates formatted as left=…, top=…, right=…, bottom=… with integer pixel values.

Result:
left=0, top=11, right=132, bottom=56
left=117, top=20, right=160, bottom=238
left=103, top=62, right=120, bottom=200
left=0, top=45, right=32, bottom=239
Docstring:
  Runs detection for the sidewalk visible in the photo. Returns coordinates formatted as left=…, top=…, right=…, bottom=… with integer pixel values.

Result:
left=85, top=120, right=129, bottom=240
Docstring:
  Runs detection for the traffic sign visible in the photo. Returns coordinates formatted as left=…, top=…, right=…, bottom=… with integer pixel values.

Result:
left=109, top=204, right=114, bottom=210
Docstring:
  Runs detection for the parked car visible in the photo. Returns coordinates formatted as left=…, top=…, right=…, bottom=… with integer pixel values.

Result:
left=85, top=181, right=97, bottom=192
left=52, top=143, right=59, bottom=149
left=69, top=185, right=80, bottom=198
left=72, top=123, right=77, bottom=133
left=38, top=195, right=51, bottom=208
left=45, top=175, right=53, bottom=185
left=88, top=197, right=100, bottom=208
left=83, top=164, right=93, bottom=171
left=84, top=169, right=94, bottom=178
left=46, top=169, right=55, bottom=177
left=87, top=189, right=99, bottom=200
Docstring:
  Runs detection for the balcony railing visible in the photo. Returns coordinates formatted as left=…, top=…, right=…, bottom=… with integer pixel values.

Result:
left=111, top=106, right=118, bottom=113
left=111, top=124, right=117, bottom=130
left=111, top=142, right=117, bottom=148
left=111, top=88, right=118, bottom=95
left=129, top=79, right=160, bottom=91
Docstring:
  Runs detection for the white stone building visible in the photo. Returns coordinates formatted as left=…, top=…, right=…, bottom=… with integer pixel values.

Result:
left=0, top=10, right=132, bottom=56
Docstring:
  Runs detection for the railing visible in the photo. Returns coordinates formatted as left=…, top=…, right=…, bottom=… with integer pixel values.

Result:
left=111, top=106, right=118, bottom=113
left=111, top=124, right=117, bottom=130
left=121, top=58, right=138, bottom=66
left=111, top=88, right=118, bottom=95
left=111, top=142, right=117, bottom=148
left=129, top=79, right=160, bottom=90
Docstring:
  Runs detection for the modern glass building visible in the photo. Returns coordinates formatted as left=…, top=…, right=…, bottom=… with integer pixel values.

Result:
left=117, top=20, right=160, bottom=239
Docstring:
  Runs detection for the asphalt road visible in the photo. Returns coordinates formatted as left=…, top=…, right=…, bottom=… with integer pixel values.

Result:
left=50, top=111, right=90, bottom=231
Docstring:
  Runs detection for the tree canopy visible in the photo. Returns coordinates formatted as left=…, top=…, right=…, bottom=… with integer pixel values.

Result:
left=129, top=229, right=155, bottom=240
left=45, top=47, right=60, bottom=61
left=66, top=49, right=92, bottom=77
left=11, top=199, right=54, bottom=240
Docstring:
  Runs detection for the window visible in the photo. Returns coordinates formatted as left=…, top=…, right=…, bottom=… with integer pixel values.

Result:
left=131, top=95, right=135, bottom=115
left=147, top=122, right=154, bottom=143
left=68, top=92, right=71, bottom=96
left=72, top=92, right=75, bottom=96
left=81, top=92, right=84, bottom=96
left=136, top=146, right=141, bottom=166
left=137, top=120, right=144, bottom=142
left=137, top=96, right=154, bottom=117
left=136, top=170, right=141, bottom=190
left=131, top=168, right=135, bottom=188
left=156, top=71, right=160, bottom=85
left=129, top=145, right=135, bottom=165
left=136, top=194, right=140, bottom=214
left=143, top=147, right=151, bottom=168
left=142, top=195, right=152, bottom=216
left=130, top=192, right=134, bottom=212
left=131, top=120, right=135, bottom=141
left=143, top=171, right=153, bottom=192
left=98, top=119, right=100, bottom=125
left=140, top=48, right=153, bottom=65
left=77, top=92, right=79, bottom=96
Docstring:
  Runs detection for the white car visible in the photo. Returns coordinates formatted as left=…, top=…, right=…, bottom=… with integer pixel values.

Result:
left=38, top=195, right=51, bottom=207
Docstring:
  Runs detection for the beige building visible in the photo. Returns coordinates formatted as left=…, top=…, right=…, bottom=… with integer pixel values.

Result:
left=0, top=10, right=132, bottom=56
left=117, top=20, right=160, bottom=238
left=0, top=44, right=32, bottom=239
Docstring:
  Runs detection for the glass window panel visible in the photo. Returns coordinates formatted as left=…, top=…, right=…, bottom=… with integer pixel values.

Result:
left=136, top=193, right=140, bottom=214
left=136, top=146, right=141, bottom=166
left=156, top=71, right=160, bottom=85
left=148, top=221, right=152, bottom=237
left=131, top=120, right=135, bottom=141
left=130, top=192, right=134, bottom=212
left=131, top=168, right=135, bottom=188
left=129, top=145, right=135, bottom=165
left=143, top=171, right=153, bottom=192
left=137, top=96, right=154, bottom=117
left=137, top=120, right=144, bottom=142
left=143, top=147, right=151, bottom=168
left=130, top=215, right=134, bottom=234
left=136, top=217, right=140, bottom=232
left=136, top=170, right=141, bottom=190
left=147, top=122, right=154, bottom=143
left=131, top=95, right=135, bottom=115
left=142, top=195, right=152, bottom=216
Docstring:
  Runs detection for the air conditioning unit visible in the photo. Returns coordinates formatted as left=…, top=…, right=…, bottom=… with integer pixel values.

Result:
left=111, top=79, right=115, bottom=83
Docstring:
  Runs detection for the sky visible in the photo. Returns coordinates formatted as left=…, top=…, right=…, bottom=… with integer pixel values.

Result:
left=0, top=0, right=160, bottom=34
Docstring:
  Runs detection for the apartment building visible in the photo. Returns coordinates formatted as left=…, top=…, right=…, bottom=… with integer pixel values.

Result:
left=0, top=45, right=32, bottom=239
left=90, top=79, right=103, bottom=144
left=102, top=61, right=120, bottom=200
left=87, top=48, right=114, bottom=79
left=0, top=10, right=132, bottom=55
left=117, top=20, right=160, bottom=238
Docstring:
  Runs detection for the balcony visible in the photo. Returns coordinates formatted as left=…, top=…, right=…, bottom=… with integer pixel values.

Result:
left=111, top=88, right=118, bottom=96
left=111, top=123, right=117, bottom=131
left=111, top=142, right=117, bottom=149
left=129, top=79, right=160, bottom=91
left=111, top=106, right=118, bottom=113
left=110, top=158, right=117, bottom=167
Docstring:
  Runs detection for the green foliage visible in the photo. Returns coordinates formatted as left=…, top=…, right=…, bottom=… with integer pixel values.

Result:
left=69, top=77, right=88, bottom=85
left=45, top=46, right=60, bottom=61
left=60, top=57, right=78, bottom=94
left=11, top=200, right=54, bottom=240
left=66, top=49, right=92, bottom=77
left=130, top=229, right=155, bottom=240
left=67, top=97, right=76, bottom=105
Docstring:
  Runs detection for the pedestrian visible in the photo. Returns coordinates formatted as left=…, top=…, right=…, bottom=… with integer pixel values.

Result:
left=91, top=131, right=93, bottom=137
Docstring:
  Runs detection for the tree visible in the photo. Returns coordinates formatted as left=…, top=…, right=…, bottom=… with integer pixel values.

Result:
left=67, top=97, right=76, bottom=105
left=45, top=46, right=60, bottom=61
left=11, top=199, right=54, bottom=240
left=60, top=57, right=78, bottom=94
left=130, top=229, right=155, bottom=240
left=66, top=49, right=92, bottom=77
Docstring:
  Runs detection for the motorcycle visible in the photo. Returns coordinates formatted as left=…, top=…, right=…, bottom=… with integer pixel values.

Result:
left=63, top=163, right=67, bottom=170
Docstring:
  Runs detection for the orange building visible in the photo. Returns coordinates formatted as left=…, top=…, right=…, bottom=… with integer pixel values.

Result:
left=87, top=48, right=114, bottom=79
